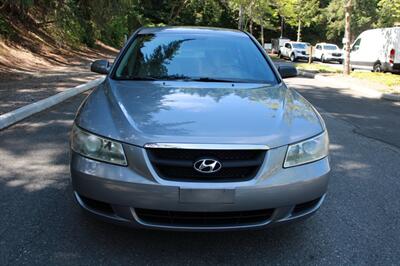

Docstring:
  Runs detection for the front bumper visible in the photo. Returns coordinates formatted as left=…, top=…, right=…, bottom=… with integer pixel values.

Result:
left=324, top=56, right=343, bottom=62
left=70, top=144, right=330, bottom=231
left=295, top=54, right=310, bottom=60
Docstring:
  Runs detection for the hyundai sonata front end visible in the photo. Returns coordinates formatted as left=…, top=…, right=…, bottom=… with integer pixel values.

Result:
left=70, top=27, right=330, bottom=231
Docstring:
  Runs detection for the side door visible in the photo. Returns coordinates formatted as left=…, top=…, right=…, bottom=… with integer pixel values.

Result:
left=283, top=43, right=292, bottom=57
left=350, top=38, right=362, bottom=69
left=314, top=45, right=322, bottom=59
left=279, top=42, right=287, bottom=56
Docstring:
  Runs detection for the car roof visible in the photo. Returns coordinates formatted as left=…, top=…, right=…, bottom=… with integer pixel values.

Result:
left=316, top=43, right=338, bottom=46
left=138, top=26, right=248, bottom=37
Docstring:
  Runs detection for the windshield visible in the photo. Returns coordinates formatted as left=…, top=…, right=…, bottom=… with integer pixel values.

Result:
left=292, top=43, right=307, bottom=49
left=323, top=45, right=338, bottom=50
left=114, top=33, right=277, bottom=84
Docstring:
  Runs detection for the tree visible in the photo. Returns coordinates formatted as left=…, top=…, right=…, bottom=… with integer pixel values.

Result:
left=344, top=0, right=352, bottom=75
left=250, top=0, right=276, bottom=43
left=230, top=0, right=276, bottom=43
left=376, top=0, right=400, bottom=27
left=323, top=0, right=378, bottom=43
left=272, top=0, right=319, bottom=41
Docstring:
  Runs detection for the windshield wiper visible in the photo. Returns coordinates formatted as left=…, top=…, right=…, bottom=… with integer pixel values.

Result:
left=125, top=76, right=158, bottom=81
left=122, top=75, right=241, bottom=83
left=124, top=75, right=190, bottom=81
left=184, top=77, right=239, bottom=83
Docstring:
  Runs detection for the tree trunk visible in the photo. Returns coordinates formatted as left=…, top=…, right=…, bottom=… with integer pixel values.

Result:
left=261, top=24, right=264, bottom=46
left=238, top=5, right=244, bottom=30
left=297, top=19, right=301, bottom=42
left=344, top=0, right=352, bottom=75
left=169, top=0, right=190, bottom=24
left=280, top=16, right=284, bottom=38
left=249, top=19, right=253, bottom=34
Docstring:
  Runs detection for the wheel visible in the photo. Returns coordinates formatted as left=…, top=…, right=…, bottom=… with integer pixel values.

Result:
left=278, top=52, right=283, bottom=59
left=373, top=62, right=382, bottom=72
left=338, top=59, right=343, bottom=64
left=321, top=55, right=325, bottom=63
left=290, top=53, right=296, bottom=62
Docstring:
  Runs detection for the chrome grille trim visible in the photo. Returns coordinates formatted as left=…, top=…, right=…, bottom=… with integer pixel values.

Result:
left=144, top=143, right=269, bottom=150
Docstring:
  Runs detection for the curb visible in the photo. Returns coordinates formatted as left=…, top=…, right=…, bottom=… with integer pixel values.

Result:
left=297, top=70, right=316, bottom=79
left=297, top=70, right=398, bottom=100
left=382, top=93, right=400, bottom=101
left=0, top=77, right=105, bottom=130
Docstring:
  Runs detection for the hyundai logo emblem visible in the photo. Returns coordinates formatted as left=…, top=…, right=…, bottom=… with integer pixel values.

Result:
left=193, top=159, right=222, bottom=173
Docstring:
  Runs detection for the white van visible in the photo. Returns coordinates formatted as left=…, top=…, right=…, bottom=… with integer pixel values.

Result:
left=350, top=27, right=400, bottom=73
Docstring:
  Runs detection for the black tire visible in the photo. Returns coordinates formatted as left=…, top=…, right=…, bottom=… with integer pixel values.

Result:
left=373, top=62, right=382, bottom=72
left=338, top=59, right=343, bottom=64
left=290, top=53, right=296, bottom=62
left=278, top=52, right=283, bottom=59
left=321, top=55, right=325, bottom=63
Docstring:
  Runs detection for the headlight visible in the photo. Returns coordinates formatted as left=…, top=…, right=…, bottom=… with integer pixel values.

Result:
left=284, top=131, right=329, bottom=168
left=71, top=125, right=127, bottom=166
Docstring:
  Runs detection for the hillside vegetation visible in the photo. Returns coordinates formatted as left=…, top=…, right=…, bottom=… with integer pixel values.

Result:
left=1, top=0, right=399, bottom=46
left=0, top=0, right=399, bottom=77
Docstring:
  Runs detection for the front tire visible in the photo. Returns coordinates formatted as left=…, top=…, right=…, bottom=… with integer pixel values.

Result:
left=290, top=53, right=297, bottom=62
left=321, top=55, right=325, bottom=63
left=373, top=62, right=382, bottom=72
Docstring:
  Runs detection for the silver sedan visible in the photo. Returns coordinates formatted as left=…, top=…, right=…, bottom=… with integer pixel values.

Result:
left=70, top=27, right=330, bottom=231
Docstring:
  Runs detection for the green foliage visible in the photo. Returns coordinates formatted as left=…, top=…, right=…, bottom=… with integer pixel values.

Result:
left=0, top=0, right=398, bottom=48
left=376, top=0, right=400, bottom=27
left=0, top=13, right=10, bottom=37
left=323, top=0, right=379, bottom=43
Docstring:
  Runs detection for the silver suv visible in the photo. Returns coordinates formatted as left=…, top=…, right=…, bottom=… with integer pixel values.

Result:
left=70, top=27, right=330, bottom=231
left=279, top=41, right=310, bottom=62
left=314, top=43, right=343, bottom=64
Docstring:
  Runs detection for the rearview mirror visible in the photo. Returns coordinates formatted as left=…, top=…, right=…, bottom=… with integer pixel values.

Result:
left=278, top=65, right=298, bottom=78
left=91, top=60, right=110, bottom=75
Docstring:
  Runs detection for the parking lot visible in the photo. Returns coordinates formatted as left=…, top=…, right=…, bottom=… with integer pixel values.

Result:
left=1, top=77, right=399, bottom=265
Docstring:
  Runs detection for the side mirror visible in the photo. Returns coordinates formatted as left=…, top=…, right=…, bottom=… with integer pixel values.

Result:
left=91, top=60, right=110, bottom=75
left=278, top=65, right=298, bottom=78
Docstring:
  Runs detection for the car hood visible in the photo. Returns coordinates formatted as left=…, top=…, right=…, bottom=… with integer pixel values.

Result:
left=75, top=79, right=324, bottom=148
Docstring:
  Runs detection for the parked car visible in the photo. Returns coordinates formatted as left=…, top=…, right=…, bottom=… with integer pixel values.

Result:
left=271, top=37, right=290, bottom=54
left=314, top=43, right=343, bottom=64
left=71, top=27, right=330, bottom=231
left=279, top=41, right=310, bottom=62
left=350, top=27, right=400, bottom=73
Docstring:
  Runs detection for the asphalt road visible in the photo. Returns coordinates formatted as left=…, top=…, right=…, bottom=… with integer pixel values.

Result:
left=1, top=77, right=400, bottom=265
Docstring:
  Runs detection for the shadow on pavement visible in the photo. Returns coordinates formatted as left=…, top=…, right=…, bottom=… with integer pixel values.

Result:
left=0, top=84, right=399, bottom=265
left=287, top=78, right=400, bottom=149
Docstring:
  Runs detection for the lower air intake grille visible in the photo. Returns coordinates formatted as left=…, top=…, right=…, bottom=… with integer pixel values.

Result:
left=146, top=148, right=266, bottom=182
left=135, top=208, right=274, bottom=227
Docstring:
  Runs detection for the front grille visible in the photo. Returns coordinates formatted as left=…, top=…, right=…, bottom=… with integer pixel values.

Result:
left=146, top=148, right=266, bottom=182
left=135, top=208, right=274, bottom=227
left=332, top=53, right=342, bottom=57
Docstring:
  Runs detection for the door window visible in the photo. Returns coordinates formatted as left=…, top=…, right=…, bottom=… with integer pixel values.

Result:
left=351, top=39, right=361, bottom=52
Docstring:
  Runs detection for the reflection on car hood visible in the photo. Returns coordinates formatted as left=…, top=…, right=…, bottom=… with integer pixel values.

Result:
left=75, top=79, right=323, bottom=148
